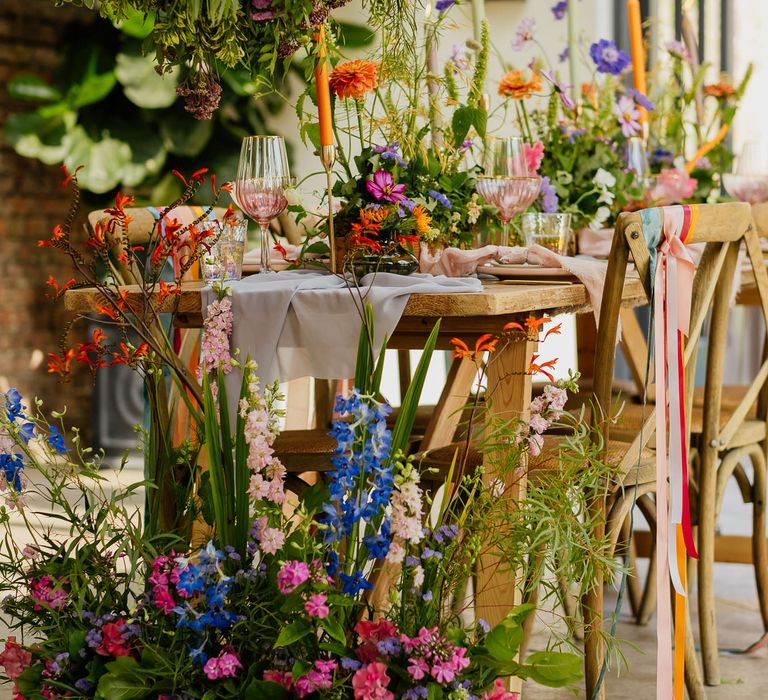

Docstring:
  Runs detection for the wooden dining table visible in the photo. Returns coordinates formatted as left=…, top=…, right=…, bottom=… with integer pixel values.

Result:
left=65, top=274, right=647, bottom=634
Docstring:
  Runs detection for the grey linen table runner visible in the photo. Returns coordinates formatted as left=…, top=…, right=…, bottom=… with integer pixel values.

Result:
left=201, top=270, right=482, bottom=389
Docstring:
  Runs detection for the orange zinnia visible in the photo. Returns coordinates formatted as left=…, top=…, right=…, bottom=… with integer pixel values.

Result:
left=703, top=82, right=735, bottom=99
left=329, top=60, right=379, bottom=100
left=498, top=70, right=542, bottom=100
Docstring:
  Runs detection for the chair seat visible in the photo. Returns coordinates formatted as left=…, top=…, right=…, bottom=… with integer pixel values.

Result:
left=418, top=436, right=656, bottom=487
left=273, top=429, right=336, bottom=472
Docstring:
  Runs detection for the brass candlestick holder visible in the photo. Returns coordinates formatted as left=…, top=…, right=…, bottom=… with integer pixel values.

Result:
left=320, top=144, right=337, bottom=272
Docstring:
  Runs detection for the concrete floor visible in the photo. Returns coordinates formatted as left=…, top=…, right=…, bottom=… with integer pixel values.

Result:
left=1, top=464, right=766, bottom=699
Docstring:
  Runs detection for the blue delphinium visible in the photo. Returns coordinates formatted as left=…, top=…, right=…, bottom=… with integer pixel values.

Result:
left=428, top=190, right=452, bottom=209
left=323, top=389, right=394, bottom=594
left=589, top=39, right=630, bottom=75
left=46, top=425, right=68, bottom=454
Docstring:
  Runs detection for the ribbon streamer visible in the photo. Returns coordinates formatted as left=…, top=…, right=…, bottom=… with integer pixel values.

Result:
left=644, top=205, right=700, bottom=699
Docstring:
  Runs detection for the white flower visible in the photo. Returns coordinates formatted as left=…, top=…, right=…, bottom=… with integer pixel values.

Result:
left=588, top=206, right=612, bottom=230
left=412, top=564, right=425, bottom=588
left=593, top=168, right=616, bottom=189
left=284, top=188, right=301, bottom=206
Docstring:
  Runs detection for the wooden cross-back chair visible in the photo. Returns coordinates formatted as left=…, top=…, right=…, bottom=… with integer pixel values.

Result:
left=580, top=201, right=768, bottom=699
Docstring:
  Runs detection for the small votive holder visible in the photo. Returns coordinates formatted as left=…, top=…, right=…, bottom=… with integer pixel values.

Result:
left=201, top=219, right=248, bottom=283
left=522, top=212, right=572, bottom=255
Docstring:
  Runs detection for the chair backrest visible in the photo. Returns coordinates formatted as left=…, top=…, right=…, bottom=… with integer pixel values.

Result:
left=87, top=206, right=229, bottom=285
left=592, top=202, right=766, bottom=469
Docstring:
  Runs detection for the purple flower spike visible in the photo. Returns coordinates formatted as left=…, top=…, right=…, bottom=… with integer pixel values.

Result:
left=366, top=170, right=407, bottom=203
left=589, top=39, right=631, bottom=75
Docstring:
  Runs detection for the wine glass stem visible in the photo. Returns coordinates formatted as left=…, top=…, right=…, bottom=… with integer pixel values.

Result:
left=500, top=219, right=510, bottom=248
left=259, top=221, right=272, bottom=273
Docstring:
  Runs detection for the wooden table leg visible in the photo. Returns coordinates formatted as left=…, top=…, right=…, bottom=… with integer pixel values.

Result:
left=419, top=355, right=478, bottom=451
left=475, top=334, right=534, bottom=693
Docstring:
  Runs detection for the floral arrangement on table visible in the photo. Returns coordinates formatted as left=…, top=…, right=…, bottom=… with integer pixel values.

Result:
left=499, top=6, right=751, bottom=233
left=296, top=8, right=495, bottom=265
left=0, top=302, right=603, bottom=698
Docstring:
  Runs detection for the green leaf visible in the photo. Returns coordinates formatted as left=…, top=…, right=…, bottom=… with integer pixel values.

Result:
left=302, top=122, right=321, bottom=151
left=484, top=605, right=535, bottom=663
left=334, top=21, right=375, bottom=48
left=298, top=481, right=330, bottom=515
left=471, top=106, right=487, bottom=139
left=7, top=74, right=62, bottom=102
left=243, top=680, right=288, bottom=700
left=64, top=126, right=133, bottom=194
left=68, top=630, right=87, bottom=657
left=113, top=8, right=155, bottom=39
left=96, top=657, right=153, bottom=699
left=4, top=110, right=75, bottom=165
left=320, top=616, right=347, bottom=644
left=160, top=110, right=214, bottom=157
left=452, top=106, right=473, bottom=148
left=522, top=650, right=583, bottom=687
left=274, top=618, right=312, bottom=648
left=115, top=45, right=179, bottom=109
left=108, top=119, right=167, bottom=187
left=66, top=71, right=117, bottom=109
left=198, top=471, right=215, bottom=525
left=426, top=683, right=445, bottom=700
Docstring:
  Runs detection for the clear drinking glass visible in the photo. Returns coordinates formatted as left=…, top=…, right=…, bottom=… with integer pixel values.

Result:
left=626, top=136, right=650, bottom=193
left=201, top=219, right=248, bottom=283
left=234, top=135, right=291, bottom=273
left=476, top=136, right=541, bottom=246
left=522, top=212, right=572, bottom=255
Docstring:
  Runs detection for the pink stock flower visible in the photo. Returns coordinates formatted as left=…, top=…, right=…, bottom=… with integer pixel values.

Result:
left=198, top=296, right=234, bottom=378
left=528, top=433, right=544, bottom=457
left=352, top=661, right=394, bottom=700
left=304, top=593, right=330, bottom=618
left=482, top=679, right=520, bottom=700
left=366, top=170, right=407, bottom=203
left=277, top=560, right=310, bottom=594
left=258, top=526, right=285, bottom=554
left=0, top=637, right=32, bottom=681
left=523, top=141, right=544, bottom=173
left=204, top=651, right=242, bottom=680
left=264, top=670, right=294, bottom=689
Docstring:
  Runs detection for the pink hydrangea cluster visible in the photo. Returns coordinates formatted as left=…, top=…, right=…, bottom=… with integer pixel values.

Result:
left=386, top=468, right=424, bottom=565
left=524, top=384, right=568, bottom=457
left=149, top=554, right=180, bottom=614
left=402, top=626, right=470, bottom=685
left=198, top=295, right=234, bottom=380
left=239, top=372, right=286, bottom=506
left=294, top=659, right=338, bottom=697
left=352, top=661, right=394, bottom=700
left=203, top=650, right=242, bottom=680
left=29, top=575, right=69, bottom=612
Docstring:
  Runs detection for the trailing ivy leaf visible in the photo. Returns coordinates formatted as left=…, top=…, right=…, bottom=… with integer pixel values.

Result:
left=274, top=618, right=312, bottom=648
left=116, top=45, right=179, bottom=109
left=7, top=74, right=62, bottom=102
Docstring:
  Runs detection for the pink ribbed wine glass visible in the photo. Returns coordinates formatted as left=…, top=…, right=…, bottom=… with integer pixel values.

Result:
left=476, top=136, right=541, bottom=247
left=234, top=135, right=291, bottom=273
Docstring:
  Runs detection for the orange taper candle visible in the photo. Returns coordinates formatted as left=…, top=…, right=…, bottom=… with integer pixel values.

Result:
left=627, top=0, right=647, bottom=119
left=313, top=25, right=334, bottom=147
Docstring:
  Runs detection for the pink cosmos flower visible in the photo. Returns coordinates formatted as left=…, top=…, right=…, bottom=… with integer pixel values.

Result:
left=481, top=679, right=520, bottom=700
left=511, top=17, right=536, bottom=51
left=277, top=560, right=310, bottom=594
left=614, top=96, right=641, bottom=137
left=540, top=69, right=575, bottom=111
left=366, top=170, right=407, bottom=203
left=352, top=661, right=394, bottom=700
left=0, top=637, right=32, bottom=681
left=523, top=141, right=544, bottom=173
left=305, top=593, right=330, bottom=618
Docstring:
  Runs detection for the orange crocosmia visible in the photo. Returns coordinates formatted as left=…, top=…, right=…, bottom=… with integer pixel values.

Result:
left=47, top=349, right=75, bottom=376
left=329, top=60, right=379, bottom=100
left=96, top=304, right=119, bottom=320
left=158, top=281, right=181, bottom=303
left=350, top=235, right=382, bottom=252
left=223, top=204, right=237, bottom=224
left=359, top=208, right=388, bottom=225
left=46, top=275, right=75, bottom=297
left=52, top=225, right=65, bottom=241
left=191, top=168, right=209, bottom=183
left=528, top=354, right=558, bottom=382
left=117, top=250, right=129, bottom=265
left=85, top=223, right=107, bottom=249
left=91, top=328, right=105, bottom=345
left=525, top=316, right=552, bottom=332
left=133, top=342, right=149, bottom=358
left=474, top=333, right=500, bottom=354
left=449, top=337, right=472, bottom=359
left=503, top=320, right=525, bottom=333
left=543, top=323, right=562, bottom=340
left=60, top=164, right=83, bottom=188
left=498, top=70, right=542, bottom=100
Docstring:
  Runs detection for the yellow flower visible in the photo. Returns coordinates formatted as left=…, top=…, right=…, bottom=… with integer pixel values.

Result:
left=329, top=60, right=379, bottom=100
left=412, top=205, right=431, bottom=234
